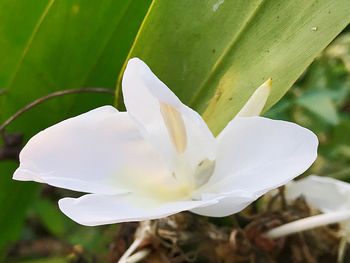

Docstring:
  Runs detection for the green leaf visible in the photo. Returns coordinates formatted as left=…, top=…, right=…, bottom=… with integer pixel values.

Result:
left=67, top=224, right=118, bottom=254
left=0, top=0, right=51, bottom=88
left=0, top=2, right=49, bottom=257
left=0, top=0, right=150, bottom=256
left=118, top=0, right=350, bottom=135
left=329, top=120, right=350, bottom=159
left=296, top=88, right=340, bottom=125
left=32, top=199, right=73, bottom=238
left=14, top=257, right=67, bottom=263
left=0, top=162, right=38, bottom=258
left=1, top=0, right=152, bottom=124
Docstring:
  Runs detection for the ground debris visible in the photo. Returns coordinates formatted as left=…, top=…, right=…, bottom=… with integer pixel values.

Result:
left=6, top=192, right=348, bottom=263
left=110, top=192, right=349, bottom=263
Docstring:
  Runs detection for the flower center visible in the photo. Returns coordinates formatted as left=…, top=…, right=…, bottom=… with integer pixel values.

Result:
left=193, top=158, right=216, bottom=188
left=159, top=101, right=216, bottom=193
left=159, top=102, right=187, bottom=155
left=172, top=155, right=216, bottom=193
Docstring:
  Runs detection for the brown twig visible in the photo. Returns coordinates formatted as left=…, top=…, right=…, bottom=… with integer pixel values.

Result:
left=0, top=87, right=115, bottom=134
left=0, top=87, right=115, bottom=162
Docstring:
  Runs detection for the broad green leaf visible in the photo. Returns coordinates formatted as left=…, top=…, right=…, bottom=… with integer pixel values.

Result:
left=0, top=162, right=38, bottom=260
left=0, top=0, right=50, bottom=88
left=0, top=0, right=150, bottom=256
left=0, top=2, right=48, bottom=257
left=118, top=0, right=350, bottom=135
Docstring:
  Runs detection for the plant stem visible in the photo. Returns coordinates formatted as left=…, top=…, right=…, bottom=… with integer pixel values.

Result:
left=0, top=87, right=115, bottom=133
left=117, top=221, right=151, bottom=263
left=117, top=237, right=144, bottom=263
left=125, top=249, right=151, bottom=263
left=338, top=236, right=348, bottom=263
left=265, top=211, right=350, bottom=239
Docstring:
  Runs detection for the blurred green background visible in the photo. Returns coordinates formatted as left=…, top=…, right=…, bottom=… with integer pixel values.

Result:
left=0, top=1, right=349, bottom=262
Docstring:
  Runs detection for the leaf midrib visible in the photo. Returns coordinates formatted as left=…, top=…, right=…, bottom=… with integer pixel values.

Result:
left=188, top=0, right=266, bottom=108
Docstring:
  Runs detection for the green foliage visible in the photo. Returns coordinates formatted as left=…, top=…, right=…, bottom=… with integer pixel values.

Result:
left=0, top=0, right=349, bottom=262
left=118, top=0, right=350, bottom=135
left=15, top=258, right=67, bottom=263
left=0, top=162, right=38, bottom=261
left=295, top=88, right=340, bottom=125
left=31, top=199, right=73, bottom=238
left=265, top=31, right=350, bottom=181
left=0, top=0, right=151, bottom=258
left=0, top=0, right=51, bottom=88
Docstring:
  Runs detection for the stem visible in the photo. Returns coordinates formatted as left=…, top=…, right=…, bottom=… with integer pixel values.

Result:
left=125, top=249, right=151, bottom=263
left=338, top=236, right=348, bottom=263
left=265, top=211, right=350, bottom=239
left=117, top=221, right=151, bottom=263
left=117, top=237, right=144, bottom=263
left=0, top=88, right=115, bottom=133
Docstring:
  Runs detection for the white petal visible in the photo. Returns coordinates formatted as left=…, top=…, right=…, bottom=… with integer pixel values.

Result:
left=14, top=106, right=177, bottom=195
left=286, top=175, right=350, bottom=213
left=236, top=78, right=272, bottom=117
left=201, top=117, right=318, bottom=198
left=58, top=193, right=217, bottom=226
left=190, top=190, right=255, bottom=217
left=122, top=58, right=216, bottom=175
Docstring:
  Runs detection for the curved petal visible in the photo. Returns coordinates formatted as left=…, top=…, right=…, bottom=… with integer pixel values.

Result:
left=190, top=190, right=255, bottom=217
left=14, top=106, right=177, bottom=195
left=122, top=58, right=216, bottom=177
left=201, top=117, right=318, bottom=198
left=58, top=193, right=217, bottom=226
left=286, top=175, right=350, bottom=213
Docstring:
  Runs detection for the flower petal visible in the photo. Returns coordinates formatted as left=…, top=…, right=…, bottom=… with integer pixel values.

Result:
left=14, top=106, right=177, bottom=195
left=236, top=78, right=271, bottom=118
left=201, top=117, right=318, bottom=197
left=122, top=58, right=216, bottom=175
left=190, top=190, right=255, bottom=217
left=286, top=175, right=350, bottom=213
left=58, top=193, right=217, bottom=226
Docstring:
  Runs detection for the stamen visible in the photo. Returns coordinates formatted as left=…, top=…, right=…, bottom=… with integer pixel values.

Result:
left=193, top=159, right=216, bottom=188
left=159, top=102, right=187, bottom=154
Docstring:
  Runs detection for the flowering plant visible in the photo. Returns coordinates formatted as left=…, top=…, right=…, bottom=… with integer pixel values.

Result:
left=13, top=58, right=318, bottom=226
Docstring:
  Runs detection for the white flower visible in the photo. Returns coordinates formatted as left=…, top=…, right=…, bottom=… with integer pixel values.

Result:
left=266, top=175, right=350, bottom=240
left=279, top=175, right=350, bottom=262
left=286, top=175, right=350, bottom=216
left=13, top=58, right=318, bottom=226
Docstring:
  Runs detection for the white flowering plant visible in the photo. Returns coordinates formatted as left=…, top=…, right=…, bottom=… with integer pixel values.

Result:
left=13, top=58, right=318, bottom=227
left=1, top=1, right=350, bottom=262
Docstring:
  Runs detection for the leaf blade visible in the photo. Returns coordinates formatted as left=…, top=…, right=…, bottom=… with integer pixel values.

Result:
left=119, top=0, right=350, bottom=135
left=0, top=0, right=151, bottom=255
